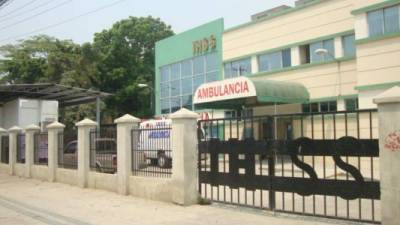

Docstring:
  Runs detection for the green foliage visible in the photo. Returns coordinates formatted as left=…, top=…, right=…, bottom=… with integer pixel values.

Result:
left=0, top=16, right=174, bottom=126
left=91, top=16, right=174, bottom=117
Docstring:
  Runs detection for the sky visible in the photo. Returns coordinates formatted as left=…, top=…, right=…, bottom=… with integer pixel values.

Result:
left=0, top=0, right=296, bottom=45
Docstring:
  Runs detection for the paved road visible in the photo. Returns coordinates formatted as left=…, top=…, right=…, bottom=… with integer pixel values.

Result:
left=0, top=173, right=355, bottom=225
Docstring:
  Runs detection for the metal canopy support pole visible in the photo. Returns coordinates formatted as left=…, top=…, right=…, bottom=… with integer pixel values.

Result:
left=96, top=97, right=100, bottom=131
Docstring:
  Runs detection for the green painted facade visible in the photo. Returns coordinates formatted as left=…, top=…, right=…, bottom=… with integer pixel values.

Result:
left=154, top=18, right=224, bottom=115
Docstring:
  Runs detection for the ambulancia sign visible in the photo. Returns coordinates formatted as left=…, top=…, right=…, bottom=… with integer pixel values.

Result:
left=193, top=77, right=257, bottom=104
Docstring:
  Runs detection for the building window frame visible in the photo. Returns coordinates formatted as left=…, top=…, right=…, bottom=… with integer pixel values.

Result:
left=367, top=4, right=400, bottom=37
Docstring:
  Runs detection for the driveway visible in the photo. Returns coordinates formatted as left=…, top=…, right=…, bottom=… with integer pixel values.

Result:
left=0, top=173, right=351, bottom=225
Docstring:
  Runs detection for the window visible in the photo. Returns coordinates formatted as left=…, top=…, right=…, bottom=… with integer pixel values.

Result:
left=367, top=5, right=400, bottom=37
left=302, top=101, right=337, bottom=113
left=345, top=98, right=359, bottom=111
left=224, top=108, right=253, bottom=118
left=224, top=58, right=252, bottom=78
left=310, top=39, right=335, bottom=63
left=299, top=44, right=310, bottom=64
left=258, top=48, right=291, bottom=72
left=342, top=34, right=356, bottom=57
left=320, top=101, right=337, bottom=112
left=159, top=52, right=219, bottom=114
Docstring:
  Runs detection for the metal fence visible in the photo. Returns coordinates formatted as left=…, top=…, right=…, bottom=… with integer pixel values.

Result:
left=131, top=125, right=172, bottom=178
left=198, top=109, right=380, bottom=224
left=89, top=126, right=117, bottom=173
left=34, top=133, right=48, bottom=165
left=58, top=131, right=78, bottom=169
left=1, top=136, right=9, bottom=164
left=16, top=134, right=25, bottom=163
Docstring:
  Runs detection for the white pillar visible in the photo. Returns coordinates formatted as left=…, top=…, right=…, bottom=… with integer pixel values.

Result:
left=251, top=55, right=258, bottom=74
left=334, top=36, right=343, bottom=59
left=47, top=122, right=65, bottom=182
left=373, top=86, right=400, bottom=225
left=115, top=114, right=140, bottom=195
left=171, top=108, right=199, bottom=206
left=76, top=118, right=97, bottom=188
left=291, top=46, right=301, bottom=67
left=0, top=127, right=6, bottom=164
left=25, top=124, right=40, bottom=178
left=8, top=126, right=22, bottom=176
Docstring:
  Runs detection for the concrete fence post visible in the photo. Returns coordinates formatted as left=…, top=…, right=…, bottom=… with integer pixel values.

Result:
left=170, top=108, right=199, bottom=206
left=25, top=124, right=40, bottom=178
left=115, top=114, right=140, bottom=195
left=8, top=126, right=22, bottom=175
left=374, top=86, right=400, bottom=225
left=0, top=127, right=7, bottom=164
left=47, top=122, right=65, bottom=182
left=76, top=118, right=97, bottom=188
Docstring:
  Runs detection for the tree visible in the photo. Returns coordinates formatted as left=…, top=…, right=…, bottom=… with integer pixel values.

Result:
left=0, top=16, right=174, bottom=125
left=0, top=35, right=99, bottom=128
left=91, top=16, right=174, bottom=118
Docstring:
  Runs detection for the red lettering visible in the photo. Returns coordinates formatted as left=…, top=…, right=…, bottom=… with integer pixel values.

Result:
left=235, top=82, right=241, bottom=93
left=243, top=81, right=249, bottom=93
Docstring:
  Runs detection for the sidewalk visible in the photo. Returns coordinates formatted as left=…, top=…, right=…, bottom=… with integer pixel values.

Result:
left=0, top=173, right=348, bottom=225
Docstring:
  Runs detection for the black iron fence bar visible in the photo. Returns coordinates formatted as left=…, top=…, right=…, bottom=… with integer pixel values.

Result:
left=16, top=134, right=25, bottom=164
left=89, top=128, right=117, bottom=173
left=198, top=108, right=378, bottom=123
left=34, top=133, right=48, bottom=165
left=1, top=136, right=9, bottom=164
left=198, top=109, right=380, bottom=224
left=58, top=132, right=77, bottom=169
left=131, top=126, right=172, bottom=178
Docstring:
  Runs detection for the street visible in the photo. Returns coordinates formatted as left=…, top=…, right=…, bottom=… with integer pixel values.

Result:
left=0, top=173, right=351, bottom=225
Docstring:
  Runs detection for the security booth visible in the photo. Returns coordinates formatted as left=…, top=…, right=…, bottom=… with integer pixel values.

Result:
left=193, top=76, right=310, bottom=141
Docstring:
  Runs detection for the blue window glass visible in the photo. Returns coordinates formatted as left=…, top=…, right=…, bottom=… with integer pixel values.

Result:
left=384, top=6, right=400, bottom=33
left=181, top=59, right=192, bottom=77
left=161, top=99, right=170, bottom=114
left=160, top=66, right=170, bottom=82
left=310, top=41, right=323, bottom=63
left=181, top=95, right=193, bottom=110
left=170, top=63, right=180, bottom=80
left=258, top=54, right=269, bottom=72
left=310, top=39, right=334, bottom=63
left=181, top=77, right=192, bottom=95
left=282, top=49, right=291, bottom=68
left=342, top=34, right=356, bottom=57
left=170, top=97, right=181, bottom=113
left=323, top=39, right=335, bottom=61
left=170, top=80, right=180, bottom=97
left=368, top=9, right=384, bottom=37
left=224, top=64, right=233, bottom=79
left=193, top=75, right=204, bottom=91
left=206, top=71, right=218, bottom=82
left=193, top=56, right=204, bottom=75
left=206, top=52, right=218, bottom=72
left=160, top=83, right=169, bottom=97
left=238, top=58, right=252, bottom=76
left=269, top=51, right=282, bottom=70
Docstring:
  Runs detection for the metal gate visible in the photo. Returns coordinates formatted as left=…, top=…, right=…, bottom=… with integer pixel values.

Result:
left=198, top=109, right=380, bottom=224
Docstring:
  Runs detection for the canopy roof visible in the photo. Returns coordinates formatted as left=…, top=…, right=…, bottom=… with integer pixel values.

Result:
left=0, top=83, right=112, bottom=107
left=193, top=77, right=309, bottom=110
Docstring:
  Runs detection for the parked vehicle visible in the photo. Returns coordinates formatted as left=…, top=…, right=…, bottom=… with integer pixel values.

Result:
left=137, top=119, right=206, bottom=169
left=137, top=119, right=172, bottom=169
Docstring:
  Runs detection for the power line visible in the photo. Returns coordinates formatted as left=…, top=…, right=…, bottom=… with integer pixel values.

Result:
left=0, top=0, right=72, bottom=32
left=0, top=0, right=39, bottom=18
left=0, top=0, right=129, bottom=43
left=0, top=0, right=57, bottom=24
left=0, top=0, right=13, bottom=10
